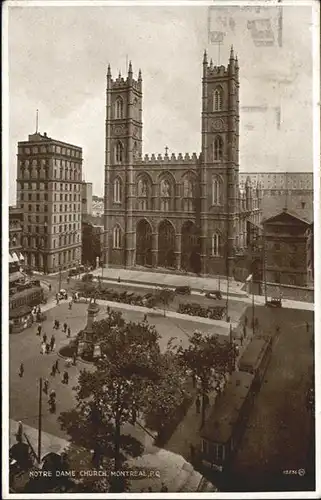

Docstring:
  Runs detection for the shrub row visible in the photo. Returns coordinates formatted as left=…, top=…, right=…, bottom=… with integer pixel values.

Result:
left=82, top=288, right=158, bottom=308
left=178, top=302, right=226, bottom=320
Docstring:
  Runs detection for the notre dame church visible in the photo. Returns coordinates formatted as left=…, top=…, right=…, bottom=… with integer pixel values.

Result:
left=103, top=47, right=262, bottom=277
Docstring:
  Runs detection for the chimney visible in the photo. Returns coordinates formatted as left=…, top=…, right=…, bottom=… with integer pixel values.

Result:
left=44, top=132, right=47, bottom=137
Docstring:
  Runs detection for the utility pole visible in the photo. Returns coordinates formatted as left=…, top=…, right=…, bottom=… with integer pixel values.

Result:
left=58, top=266, right=62, bottom=291
left=38, top=377, right=42, bottom=462
left=263, top=227, right=267, bottom=304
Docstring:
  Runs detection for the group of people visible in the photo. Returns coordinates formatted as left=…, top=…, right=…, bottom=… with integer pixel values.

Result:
left=39, top=331, right=56, bottom=355
left=53, top=320, right=72, bottom=338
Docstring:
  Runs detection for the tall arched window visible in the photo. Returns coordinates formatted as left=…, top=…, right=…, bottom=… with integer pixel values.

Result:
left=212, top=177, right=221, bottom=205
left=213, top=87, right=223, bottom=111
left=115, top=141, right=124, bottom=164
left=212, top=233, right=220, bottom=257
left=182, top=177, right=194, bottom=211
left=113, top=225, right=122, bottom=249
left=214, top=136, right=223, bottom=161
left=113, top=178, right=121, bottom=203
left=115, top=97, right=123, bottom=119
left=160, top=179, right=171, bottom=211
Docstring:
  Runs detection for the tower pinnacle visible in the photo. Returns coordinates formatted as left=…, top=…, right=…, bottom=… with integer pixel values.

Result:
left=203, top=49, right=208, bottom=65
left=229, top=45, right=235, bottom=60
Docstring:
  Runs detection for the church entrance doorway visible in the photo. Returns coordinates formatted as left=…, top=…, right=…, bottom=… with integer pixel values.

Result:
left=158, top=220, right=176, bottom=269
left=181, top=221, right=201, bottom=274
left=136, top=219, right=152, bottom=267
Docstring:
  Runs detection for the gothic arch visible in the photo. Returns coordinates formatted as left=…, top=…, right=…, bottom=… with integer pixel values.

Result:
left=181, top=220, right=201, bottom=274
left=136, top=173, right=153, bottom=210
left=114, top=96, right=124, bottom=119
left=113, top=175, right=122, bottom=203
left=213, top=86, right=223, bottom=111
left=213, top=135, right=224, bottom=161
left=158, top=171, right=176, bottom=211
left=136, top=218, right=152, bottom=267
left=158, top=219, right=176, bottom=269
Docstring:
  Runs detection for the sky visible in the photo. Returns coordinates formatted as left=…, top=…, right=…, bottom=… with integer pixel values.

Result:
left=6, top=1, right=315, bottom=202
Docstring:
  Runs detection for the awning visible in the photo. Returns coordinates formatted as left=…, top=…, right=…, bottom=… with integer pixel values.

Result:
left=9, top=254, right=14, bottom=263
left=12, top=252, right=19, bottom=262
left=9, top=271, right=25, bottom=283
left=19, top=253, right=25, bottom=261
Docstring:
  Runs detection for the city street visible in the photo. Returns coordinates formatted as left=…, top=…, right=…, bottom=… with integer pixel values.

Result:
left=9, top=296, right=245, bottom=439
left=221, top=306, right=315, bottom=492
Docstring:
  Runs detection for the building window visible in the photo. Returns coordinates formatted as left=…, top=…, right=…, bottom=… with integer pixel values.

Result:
left=212, top=232, right=220, bottom=256
left=113, top=178, right=122, bottom=203
left=113, top=225, right=122, bottom=249
left=160, top=179, right=171, bottom=212
left=28, top=204, right=32, bottom=212
left=212, top=177, right=221, bottom=205
left=115, top=141, right=124, bottom=164
left=214, top=136, right=223, bottom=161
left=213, top=87, right=223, bottom=111
left=137, top=178, right=149, bottom=210
left=115, top=97, right=124, bottom=119
left=301, top=201, right=306, bottom=209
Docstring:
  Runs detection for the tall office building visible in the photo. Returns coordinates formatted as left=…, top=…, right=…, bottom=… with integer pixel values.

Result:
left=16, top=132, right=83, bottom=273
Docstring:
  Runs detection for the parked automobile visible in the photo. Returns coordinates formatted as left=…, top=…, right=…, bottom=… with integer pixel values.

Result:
left=265, top=298, right=282, bottom=308
left=204, top=290, right=222, bottom=300
left=82, top=273, right=94, bottom=282
left=68, top=268, right=78, bottom=277
left=175, top=285, right=191, bottom=295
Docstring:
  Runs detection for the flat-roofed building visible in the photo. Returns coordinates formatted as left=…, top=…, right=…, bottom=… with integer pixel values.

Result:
left=16, top=131, right=83, bottom=273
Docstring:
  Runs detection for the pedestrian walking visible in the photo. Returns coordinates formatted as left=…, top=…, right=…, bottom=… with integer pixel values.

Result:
left=51, top=364, right=56, bottom=377
left=68, top=300, right=72, bottom=310
left=67, top=327, right=71, bottom=338
left=37, top=324, right=42, bottom=336
left=50, top=335, right=55, bottom=351
left=16, top=421, right=23, bottom=442
left=55, top=359, right=60, bottom=373
left=195, top=395, right=201, bottom=414
left=43, top=333, right=47, bottom=344
left=63, top=322, right=68, bottom=333
left=43, top=378, right=49, bottom=394
left=19, top=363, right=24, bottom=377
left=49, top=284, right=52, bottom=291
left=72, top=352, right=77, bottom=366
left=63, top=371, right=69, bottom=384
left=45, top=343, right=50, bottom=354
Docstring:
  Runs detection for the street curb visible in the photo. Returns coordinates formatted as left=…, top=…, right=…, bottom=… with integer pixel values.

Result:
left=93, top=275, right=248, bottom=299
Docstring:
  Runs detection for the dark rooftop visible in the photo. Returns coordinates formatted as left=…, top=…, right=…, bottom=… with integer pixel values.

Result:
left=238, top=337, right=270, bottom=372
left=201, top=371, right=254, bottom=444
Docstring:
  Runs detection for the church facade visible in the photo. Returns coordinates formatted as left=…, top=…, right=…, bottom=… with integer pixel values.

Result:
left=103, top=48, right=262, bottom=277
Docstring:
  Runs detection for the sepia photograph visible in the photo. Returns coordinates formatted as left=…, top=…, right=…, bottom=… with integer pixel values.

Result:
left=2, top=0, right=319, bottom=497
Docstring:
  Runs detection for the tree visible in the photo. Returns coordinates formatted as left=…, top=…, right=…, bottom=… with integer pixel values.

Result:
left=177, top=331, right=237, bottom=428
left=59, top=311, right=176, bottom=493
left=154, top=287, right=175, bottom=317
left=144, top=349, right=189, bottom=440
